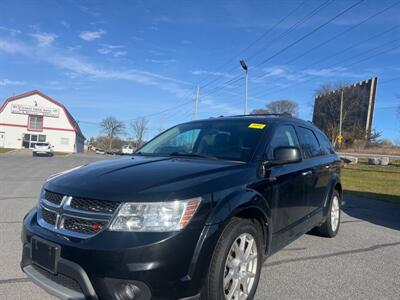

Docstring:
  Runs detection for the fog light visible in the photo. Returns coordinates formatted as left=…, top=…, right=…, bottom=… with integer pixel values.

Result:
left=118, top=283, right=139, bottom=300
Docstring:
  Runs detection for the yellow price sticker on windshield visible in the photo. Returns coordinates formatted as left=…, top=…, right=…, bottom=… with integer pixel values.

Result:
left=248, top=123, right=266, bottom=129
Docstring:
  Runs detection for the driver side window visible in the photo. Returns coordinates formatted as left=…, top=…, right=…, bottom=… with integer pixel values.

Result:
left=156, top=129, right=200, bottom=153
left=267, top=125, right=299, bottom=159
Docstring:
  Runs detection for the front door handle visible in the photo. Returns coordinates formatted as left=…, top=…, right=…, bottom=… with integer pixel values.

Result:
left=302, top=170, right=312, bottom=176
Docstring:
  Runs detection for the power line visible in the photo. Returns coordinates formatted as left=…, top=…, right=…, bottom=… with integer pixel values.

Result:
left=201, top=0, right=361, bottom=99
left=251, top=42, right=400, bottom=101
left=253, top=37, right=400, bottom=99
left=253, top=0, right=366, bottom=69
left=195, top=0, right=310, bottom=90
left=245, top=0, right=334, bottom=65
left=276, top=0, right=400, bottom=69
left=199, top=0, right=332, bottom=93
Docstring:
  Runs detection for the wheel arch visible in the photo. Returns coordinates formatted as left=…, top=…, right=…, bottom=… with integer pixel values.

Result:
left=208, top=188, right=272, bottom=255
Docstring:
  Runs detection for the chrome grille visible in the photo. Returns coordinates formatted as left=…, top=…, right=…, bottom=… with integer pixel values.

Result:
left=37, top=191, right=120, bottom=239
left=70, top=197, right=119, bottom=214
left=41, top=208, right=57, bottom=226
left=62, top=216, right=107, bottom=235
left=44, top=190, right=63, bottom=205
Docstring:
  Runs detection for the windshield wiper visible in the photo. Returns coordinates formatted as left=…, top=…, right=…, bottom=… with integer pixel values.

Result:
left=168, top=152, right=217, bottom=160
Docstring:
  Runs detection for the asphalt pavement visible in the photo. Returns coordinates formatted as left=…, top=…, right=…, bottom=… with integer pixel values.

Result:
left=0, top=151, right=399, bottom=299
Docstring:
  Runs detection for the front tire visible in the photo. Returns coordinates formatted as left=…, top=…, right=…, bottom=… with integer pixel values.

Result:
left=202, top=218, right=263, bottom=300
left=317, top=190, right=341, bottom=237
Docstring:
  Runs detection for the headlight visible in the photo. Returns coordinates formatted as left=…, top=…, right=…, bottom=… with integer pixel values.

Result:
left=46, top=165, right=83, bottom=182
left=109, top=198, right=202, bottom=232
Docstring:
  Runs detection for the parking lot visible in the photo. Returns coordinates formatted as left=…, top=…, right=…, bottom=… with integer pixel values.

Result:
left=0, top=152, right=399, bottom=299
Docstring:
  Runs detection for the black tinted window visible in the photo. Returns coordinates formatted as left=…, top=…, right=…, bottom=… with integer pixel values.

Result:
left=267, top=125, right=299, bottom=159
left=139, top=120, right=267, bottom=162
left=316, top=131, right=335, bottom=155
left=297, top=127, right=321, bottom=159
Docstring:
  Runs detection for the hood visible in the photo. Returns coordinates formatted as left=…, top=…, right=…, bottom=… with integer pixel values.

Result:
left=45, top=155, right=256, bottom=202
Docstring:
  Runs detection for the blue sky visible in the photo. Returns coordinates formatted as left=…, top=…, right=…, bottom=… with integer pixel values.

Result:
left=0, top=0, right=399, bottom=141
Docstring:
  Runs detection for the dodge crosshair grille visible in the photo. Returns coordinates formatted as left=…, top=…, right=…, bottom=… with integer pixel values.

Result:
left=37, top=190, right=120, bottom=239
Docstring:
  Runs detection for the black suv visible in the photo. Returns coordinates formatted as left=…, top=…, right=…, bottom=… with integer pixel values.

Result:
left=21, top=115, right=341, bottom=300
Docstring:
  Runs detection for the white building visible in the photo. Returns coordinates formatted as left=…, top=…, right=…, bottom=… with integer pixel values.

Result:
left=0, top=90, right=85, bottom=152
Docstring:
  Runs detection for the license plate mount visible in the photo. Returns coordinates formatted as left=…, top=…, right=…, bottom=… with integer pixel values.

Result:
left=31, top=236, right=61, bottom=274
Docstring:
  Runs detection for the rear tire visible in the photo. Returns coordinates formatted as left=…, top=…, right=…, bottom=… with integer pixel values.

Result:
left=316, top=190, right=341, bottom=238
left=202, top=218, right=263, bottom=300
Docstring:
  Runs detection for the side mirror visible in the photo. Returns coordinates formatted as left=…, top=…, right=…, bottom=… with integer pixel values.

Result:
left=266, top=146, right=301, bottom=167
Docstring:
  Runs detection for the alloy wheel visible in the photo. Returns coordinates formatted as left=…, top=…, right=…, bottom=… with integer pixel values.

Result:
left=331, top=195, right=340, bottom=232
left=223, top=233, right=258, bottom=300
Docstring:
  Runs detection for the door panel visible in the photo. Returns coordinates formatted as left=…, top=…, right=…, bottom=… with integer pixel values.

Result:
left=305, top=158, right=332, bottom=212
left=269, top=163, right=310, bottom=233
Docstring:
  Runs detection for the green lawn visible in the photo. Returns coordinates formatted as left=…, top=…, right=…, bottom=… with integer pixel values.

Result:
left=0, top=148, right=15, bottom=154
left=342, top=159, right=400, bottom=203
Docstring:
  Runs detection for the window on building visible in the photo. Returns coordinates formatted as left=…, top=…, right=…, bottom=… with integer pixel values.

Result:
left=60, top=138, right=70, bottom=145
left=39, top=135, right=46, bottom=142
left=28, top=116, right=43, bottom=131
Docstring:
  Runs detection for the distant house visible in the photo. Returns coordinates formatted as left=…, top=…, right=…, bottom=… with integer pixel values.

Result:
left=0, top=90, right=85, bottom=152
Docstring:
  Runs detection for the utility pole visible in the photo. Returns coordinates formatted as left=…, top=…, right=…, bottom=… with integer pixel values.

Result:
left=240, top=60, right=248, bottom=115
left=338, top=89, right=344, bottom=147
left=193, top=85, right=200, bottom=120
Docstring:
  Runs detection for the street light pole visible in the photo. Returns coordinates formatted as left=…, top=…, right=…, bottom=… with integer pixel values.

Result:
left=193, top=85, right=200, bottom=120
left=240, top=59, right=248, bottom=115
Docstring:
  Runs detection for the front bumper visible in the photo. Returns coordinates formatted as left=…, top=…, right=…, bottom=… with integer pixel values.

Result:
left=21, top=208, right=220, bottom=300
left=33, top=150, right=52, bottom=154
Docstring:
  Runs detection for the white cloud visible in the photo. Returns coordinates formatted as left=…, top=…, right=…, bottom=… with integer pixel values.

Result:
left=79, top=29, right=106, bottom=41
left=146, top=59, right=177, bottom=64
left=0, top=38, right=240, bottom=116
left=201, top=97, right=242, bottom=115
left=29, top=32, right=58, bottom=47
left=0, top=26, right=21, bottom=36
left=98, top=44, right=127, bottom=57
left=113, top=51, right=127, bottom=57
left=259, top=65, right=367, bottom=82
left=60, top=21, right=70, bottom=28
left=0, top=78, right=25, bottom=86
left=192, top=70, right=234, bottom=78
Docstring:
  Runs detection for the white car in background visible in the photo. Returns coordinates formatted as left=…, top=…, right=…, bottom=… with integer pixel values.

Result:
left=32, top=142, right=54, bottom=157
left=95, top=148, right=106, bottom=155
left=121, top=145, right=134, bottom=155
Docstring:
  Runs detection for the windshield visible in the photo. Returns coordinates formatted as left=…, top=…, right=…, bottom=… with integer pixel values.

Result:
left=138, top=120, right=267, bottom=162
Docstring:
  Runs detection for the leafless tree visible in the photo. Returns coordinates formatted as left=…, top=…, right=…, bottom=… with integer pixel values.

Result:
left=99, top=116, right=125, bottom=150
left=251, top=99, right=299, bottom=116
left=266, top=99, right=299, bottom=117
left=131, top=117, right=148, bottom=148
left=250, top=108, right=269, bottom=115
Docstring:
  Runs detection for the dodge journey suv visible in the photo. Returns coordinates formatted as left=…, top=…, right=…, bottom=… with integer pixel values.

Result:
left=21, top=114, right=342, bottom=300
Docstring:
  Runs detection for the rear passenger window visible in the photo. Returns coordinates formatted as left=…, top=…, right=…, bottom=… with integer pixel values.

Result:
left=267, top=125, right=299, bottom=159
left=297, top=127, right=321, bottom=159
left=316, top=131, right=335, bottom=155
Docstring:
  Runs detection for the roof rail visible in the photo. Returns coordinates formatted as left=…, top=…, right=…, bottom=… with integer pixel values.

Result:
left=228, top=112, right=292, bottom=118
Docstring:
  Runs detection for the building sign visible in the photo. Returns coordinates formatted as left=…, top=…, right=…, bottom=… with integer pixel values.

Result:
left=11, top=103, right=60, bottom=118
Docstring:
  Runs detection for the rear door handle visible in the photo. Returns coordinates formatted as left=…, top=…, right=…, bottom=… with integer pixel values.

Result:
left=302, top=170, right=312, bottom=176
